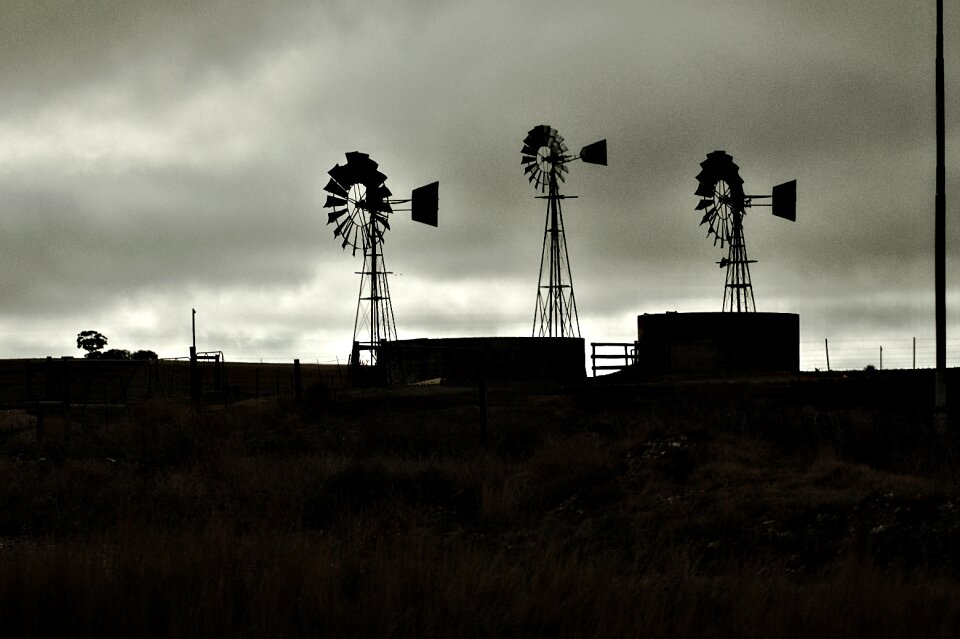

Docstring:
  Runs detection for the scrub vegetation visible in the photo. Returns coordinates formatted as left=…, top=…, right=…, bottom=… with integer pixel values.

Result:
left=0, top=371, right=958, bottom=637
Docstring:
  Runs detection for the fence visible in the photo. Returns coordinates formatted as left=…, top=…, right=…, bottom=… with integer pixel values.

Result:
left=802, top=337, right=960, bottom=371
left=0, top=357, right=350, bottom=409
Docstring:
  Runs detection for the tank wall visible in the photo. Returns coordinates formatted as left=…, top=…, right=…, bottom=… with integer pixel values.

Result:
left=636, top=312, right=799, bottom=374
left=378, top=337, right=585, bottom=384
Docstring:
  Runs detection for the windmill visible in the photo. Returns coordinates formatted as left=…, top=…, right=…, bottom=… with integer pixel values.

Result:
left=521, top=124, right=606, bottom=338
left=694, top=150, right=796, bottom=312
left=323, top=151, right=438, bottom=365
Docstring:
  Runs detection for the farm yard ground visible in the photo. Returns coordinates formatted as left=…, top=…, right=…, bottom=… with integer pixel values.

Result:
left=0, top=368, right=959, bottom=637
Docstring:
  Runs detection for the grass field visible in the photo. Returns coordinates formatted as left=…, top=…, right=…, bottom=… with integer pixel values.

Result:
left=0, top=369, right=958, bottom=637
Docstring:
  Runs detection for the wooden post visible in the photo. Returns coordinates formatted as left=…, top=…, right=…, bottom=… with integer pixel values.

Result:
left=61, top=358, right=70, bottom=408
left=189, top=346, right=200, bottom=403
left=45, top=356, right=55, bottom=400
left=213, top=353, right=222, bottom=392
left=478, top=378, right=488, bottom=447
left=880, top=346, right=883, bottom=371
left=293, top=359, right=302, bottom=403
left=825, top=338, right=831, bottom=372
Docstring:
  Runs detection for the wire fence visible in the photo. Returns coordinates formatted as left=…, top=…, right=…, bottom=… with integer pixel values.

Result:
left=801, top=337, right=960, bottom=371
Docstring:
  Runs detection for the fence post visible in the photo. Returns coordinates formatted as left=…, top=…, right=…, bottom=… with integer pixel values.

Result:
left=189, top=346, right=200, bottom=403
left=824, top=338, right=831, bottom=372
left=293, top=359, right=302, bottom=402
left=478, top=378, right=488, bottom=447
left=880, top=346, right=883, bottom=371
left=913, top=337, right=916, bottom=370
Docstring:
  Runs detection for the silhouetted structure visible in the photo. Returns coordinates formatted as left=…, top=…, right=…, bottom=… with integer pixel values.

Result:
left=323, top=152, right=438, bottom=368
left=521, top=125, right=606, bottom=338
left=935, top=0, right=947, bottom=414
left=634, top=312, right=799, bottom=375
left=378, top=337, right=586, bottom=384
left=694, top=151, right=796, bottom=311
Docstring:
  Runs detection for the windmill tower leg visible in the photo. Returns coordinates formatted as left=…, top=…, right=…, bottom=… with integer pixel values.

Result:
left=353, top=221, right=397, bottom=365
left=533, top=174, right=580, bottom=337
left=722, top=216, right=756, bottom=312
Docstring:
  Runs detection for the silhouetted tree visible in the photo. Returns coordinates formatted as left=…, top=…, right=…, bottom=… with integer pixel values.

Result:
left=76, top=330, right=107, bottom=358
left=131, top=350, right=158, bottom=361
left=101, top=348, right=131, bottom=360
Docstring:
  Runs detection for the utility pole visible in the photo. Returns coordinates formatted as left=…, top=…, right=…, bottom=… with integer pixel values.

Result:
left=935, top=0, right=947, bottom=421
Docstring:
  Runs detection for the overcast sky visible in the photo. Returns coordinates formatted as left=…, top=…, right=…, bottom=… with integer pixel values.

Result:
left=1, top=0, right=959, bottom=370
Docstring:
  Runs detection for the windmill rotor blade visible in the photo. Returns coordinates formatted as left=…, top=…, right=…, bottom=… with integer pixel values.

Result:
left=324, top=178, right=348, bottom=198
left=344, top=151, right=370, bottom=166
left=362, top=169, right=388, bottom=188
left=521, top=144, right=539, bottom=156
left=327, top=208, right=348, bottom=224
left=707, top=150, right=731, bottom=162
left=333, top=215, right=353, bottom=238
left=521, top=155, right=536, bottom=165
left=700, top=212, right=712, bottom=226
left=695, top=182, right=714, bottom=197
left=695, top=168, right=717, bottom=183
left=324, top=195, right=347, bottom=208
left=328, top=163, right=355, bottom=187
left=696, top=199, right=712, bottom=211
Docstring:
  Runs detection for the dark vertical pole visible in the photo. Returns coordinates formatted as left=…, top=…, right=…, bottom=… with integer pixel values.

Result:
left=293, top=358, right=302, bottom=403
left=936, top=0, right=947, bottom=415
left=45, top=356, right=55, bottom=400
left=478, top=378, right=488, bottom=447
left=189, top=346, right=199, bottom=402
left=213, top=354, right=222, bottom=392
left=61, top=358, right=70, bottom=407
left=825, top=338, right=831, bottom=372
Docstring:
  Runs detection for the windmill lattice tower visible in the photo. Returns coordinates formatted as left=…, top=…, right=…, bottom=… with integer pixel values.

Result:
left=521, top=125, right=606, bottom=337
left=323, top=151, right=438, bottom=365
left=694, top=150, right=796, bottom=312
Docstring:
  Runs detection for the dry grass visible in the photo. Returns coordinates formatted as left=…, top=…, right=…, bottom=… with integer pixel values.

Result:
left=0, top=375, right=958, bottom=637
